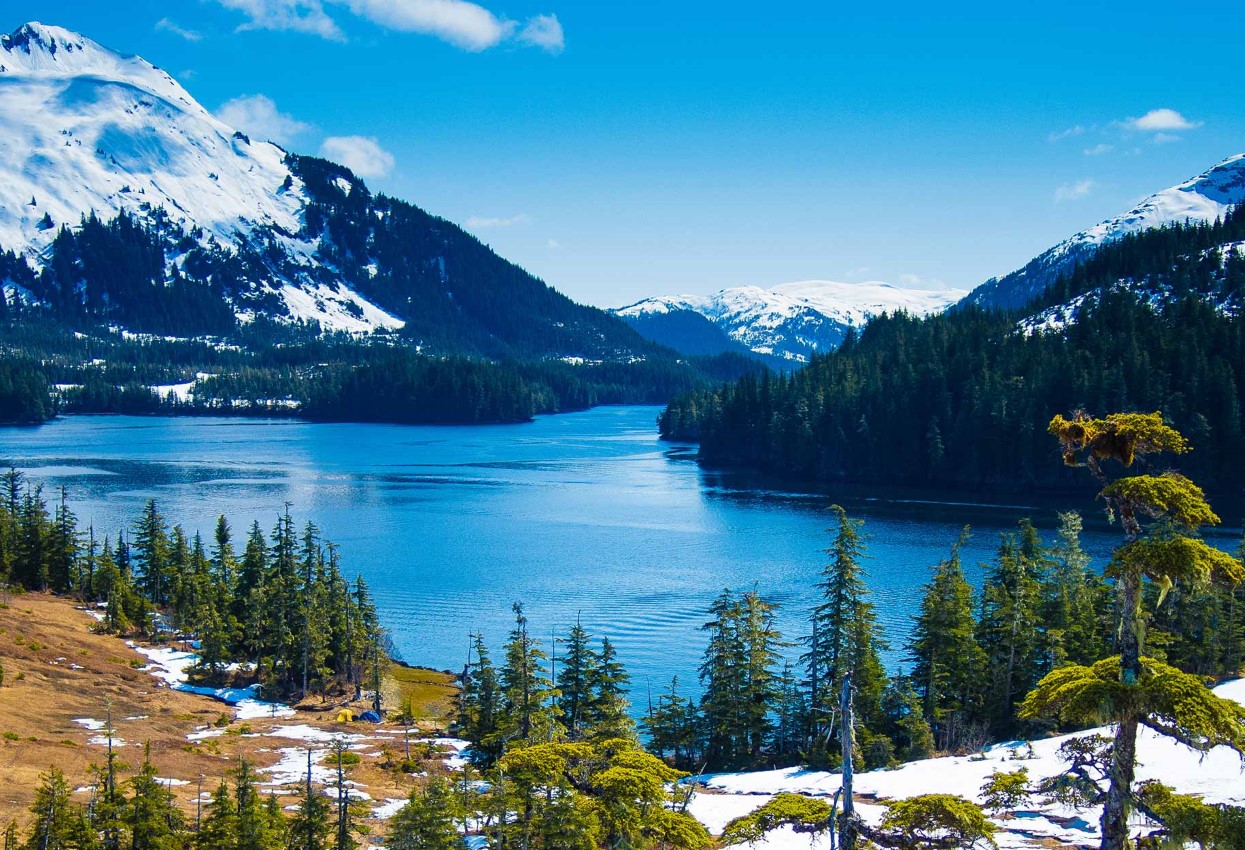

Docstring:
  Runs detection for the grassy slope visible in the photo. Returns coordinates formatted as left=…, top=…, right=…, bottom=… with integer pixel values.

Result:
left=0, top=592, right=457, bottom=833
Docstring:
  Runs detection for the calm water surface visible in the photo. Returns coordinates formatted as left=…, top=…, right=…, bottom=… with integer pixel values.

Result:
left=1, top=407, right=1227, bottom=698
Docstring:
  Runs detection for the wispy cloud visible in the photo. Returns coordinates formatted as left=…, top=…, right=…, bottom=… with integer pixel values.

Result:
left=1083, top=143, right=1114, bottom=157
left=156, top=18, right=204, bottom=42
left=1047, top=125, right=1085, bottom=142
left=1054, top=179, right=1096, bottom=203
left=466, top=214, right=532, bottom=228
left=208, top=0, right=563, bottom=52
left=517, top=14, right=564, bottom=53
left=547, top=239, right=561, bottom=250
left=215, top=0, right=344, bottom=40
left=1126, top=108, right=1201, bottom=132
left=320, top=136, right=395, bottom=178
left=216, top=94, right=313, bottom=146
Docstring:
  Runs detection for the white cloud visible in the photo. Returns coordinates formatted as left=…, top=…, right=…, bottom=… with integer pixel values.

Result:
left=156, top=18, right=204, bottom=42
left=1151, top=132, right=1183, bottom=145
left=1054, top=179, right=1096, bottom=203
left=214, top=0, right=345, bottom=40
left=1127, top=108, right=1200, bottom=132
left=466, top=214, right=532, bottom=228
left=517, top=14, right=564, bottom=53
left=338, top=0, right=512, bottom=51
left=1047, top=125, right=1085, bottom=142
left=547, top=239, right=561, bottom=250
left=320, top=136, right=395, bottom=178
left=216, top=94, right=313, bottom=146
left=209, top=0, right=563, bottom=52
left=1083, top=143, right=1114, bottom=157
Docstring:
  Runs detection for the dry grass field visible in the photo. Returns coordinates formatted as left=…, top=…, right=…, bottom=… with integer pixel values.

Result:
left=0, top=592, right=458, bottom=836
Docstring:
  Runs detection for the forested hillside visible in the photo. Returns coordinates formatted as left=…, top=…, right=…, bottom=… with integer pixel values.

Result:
left=660, top=205, right=1245, bottom=490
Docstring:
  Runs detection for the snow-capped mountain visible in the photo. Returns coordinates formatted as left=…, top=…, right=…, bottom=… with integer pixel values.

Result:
left=615, top=280, right=966, bottom=364
left=963, top=153, right=1245, bottom=311
left=0, top=22, right=652, bottom=360
left=0, top=22, right=400, bottom=332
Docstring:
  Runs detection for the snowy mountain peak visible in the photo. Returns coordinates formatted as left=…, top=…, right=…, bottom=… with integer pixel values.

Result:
left=964, top=152, right=1245, bottom=311
left=616, top=280, right=965, bottom=364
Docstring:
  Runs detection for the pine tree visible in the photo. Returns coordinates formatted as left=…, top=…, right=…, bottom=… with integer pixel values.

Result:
left=289, top=750, right=331, bottom=850
left=803, top=506, right=887, bottom=761
left=496, top=603, right=562, bottom=749
left=908, top=528, right=987, bottom=752
left=583, top=636, right=633, bottom=740
left=976, top=528, right=1044, bottom=736
left=386, top=777, right=465, bottom=850
left=642, top=677, right=698, bottom=768
left=126, top=745, right=184, bottom=850
left=132, top=500, right=171, bottom=608
left=196, top=779, right=238, bottom=850
left=20, top=768, right=86, bottom=850
left=555, top=618, right=596, bottom=737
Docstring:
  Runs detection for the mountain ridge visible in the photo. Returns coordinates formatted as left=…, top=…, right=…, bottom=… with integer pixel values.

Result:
left=615, top=279, right=965, bottom=364
left=963, top=152, right=1245, bottom=311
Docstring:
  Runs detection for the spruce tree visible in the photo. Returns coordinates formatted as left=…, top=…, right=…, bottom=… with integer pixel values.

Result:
left=497, top=603, right=561, bottom=748
left=555, top=618, right=596, bottom=737
left=289, top=750, right=331, bottom=850
left=126, top=745, right=184, bottom=850
left=908, top=528, right=987, bottom=752
left=196, top=779, right=238, bottom=850
left=386, top=777, right=466, bottom=850
left=976, top=529, right=1044, bottom=737
left=803, top=506, right=887, bottom=761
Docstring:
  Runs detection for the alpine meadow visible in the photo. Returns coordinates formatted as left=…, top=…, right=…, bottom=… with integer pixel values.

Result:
left=2, top=5, right=1245, bottom=850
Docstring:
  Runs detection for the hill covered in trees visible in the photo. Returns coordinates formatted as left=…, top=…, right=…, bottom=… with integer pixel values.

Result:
left=660, top=204, right=1245, bottom=491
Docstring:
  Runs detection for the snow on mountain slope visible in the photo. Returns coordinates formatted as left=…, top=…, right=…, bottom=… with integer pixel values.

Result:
left=616, top=281, right=965, bottom=364
left=0, top=22, right=402, bottom=333
left=964, top=153, right=1245, bottom=311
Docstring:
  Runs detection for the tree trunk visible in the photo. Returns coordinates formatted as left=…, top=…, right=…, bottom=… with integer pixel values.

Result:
left=839, top=672, right=857, bottom=850
left=1101, top=569, right=1143, bottom=850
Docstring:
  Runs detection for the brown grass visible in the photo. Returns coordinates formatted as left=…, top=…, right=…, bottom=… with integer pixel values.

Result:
left=0, top=592, right=458, bottom=835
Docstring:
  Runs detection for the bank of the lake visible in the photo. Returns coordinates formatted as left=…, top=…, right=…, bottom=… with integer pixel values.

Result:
left=2, top=406, right=1234, bottom=699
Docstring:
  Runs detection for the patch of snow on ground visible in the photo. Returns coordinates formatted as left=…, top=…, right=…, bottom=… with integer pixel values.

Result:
left=692, top=677, right=1245, bottom=848
left=72, top=717, right=105, bottom=731
left=130, top=643, right=294, bottom=718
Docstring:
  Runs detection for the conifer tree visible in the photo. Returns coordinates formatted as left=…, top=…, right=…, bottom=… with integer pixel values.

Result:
left=584, top=635, right=633, bottom=739
left=386, top=777, right=466, bottom=850
left=20, top=768, right=86, bottom=850
left=803, top=506, right=887, bottom=761
left=642, top=677, right=698, bottom=768
left=289, top=750, right=331, bottom=850
left=555, top=618, right=595, bottom=737
left=457, top=633, right=500, bottom=762
left=908, top=528, right=987, bottom=752
left=976, top=529, right=1044, bottom=736
left=132, top=500, right=171, bottom=608
left=126, top=745, right=184, bottom=850
left=1024, top=412, right=1245, bottom=850
left=497, top=603, right=561, bottom=748
left=196, top=779, right=237, bottom=850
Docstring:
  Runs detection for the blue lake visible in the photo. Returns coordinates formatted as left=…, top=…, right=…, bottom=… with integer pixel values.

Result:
left=1, top=407, right=1230, bottom=700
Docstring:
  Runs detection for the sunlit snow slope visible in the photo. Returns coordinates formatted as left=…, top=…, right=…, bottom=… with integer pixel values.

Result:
left=964, top=153, right=1245, bottom=311
left=616, top=280, right=965, bottom=364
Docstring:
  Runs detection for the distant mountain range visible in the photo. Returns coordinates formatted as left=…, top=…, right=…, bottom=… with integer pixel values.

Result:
left=614, top=281, right=965, bottom=366
left=962, top=152, right=1245, bottom=311
left=618, top=153, right=1245, bottom=365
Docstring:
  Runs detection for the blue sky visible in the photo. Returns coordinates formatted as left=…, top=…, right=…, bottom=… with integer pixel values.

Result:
left=8, top=1, right=1245, bottom=307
